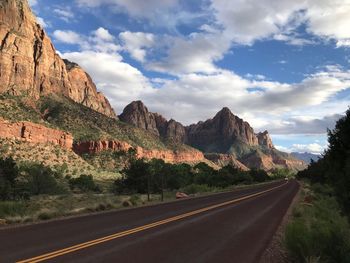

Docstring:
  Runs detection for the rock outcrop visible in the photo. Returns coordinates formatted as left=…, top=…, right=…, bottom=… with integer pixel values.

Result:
left=73, top=140, right=205, bottom=164
left=0, top=0, right=116, bottom=118
left=119, top=101, right=159, bottom=136
left=0, top=118, right=73, bottom=149
left=119, top=101, right=187, bottom=142
left=186, top=107, right=259, bottom=153
left=204, top=153, right=249, bottom=171
left=257, top=130, right=274, bottom=149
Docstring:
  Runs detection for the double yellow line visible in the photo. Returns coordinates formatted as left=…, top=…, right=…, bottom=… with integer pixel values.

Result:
left=17, top=181, right=288, bottom=263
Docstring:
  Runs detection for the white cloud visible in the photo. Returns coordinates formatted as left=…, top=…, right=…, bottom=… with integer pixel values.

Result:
left=119, top=31, right=155, bottom=62
left=53, top=7, right=75, bottom=22
left=148, top=33, right=231, bottom=74
left=209, top=0, right=350, bottom=47
left=52, top=28, right=120, bottom=52
left=93, top=27, right=115, bottom=42
left=61, top=51, right=152, bottom=112
left=53, top=30, right=83, bottom=44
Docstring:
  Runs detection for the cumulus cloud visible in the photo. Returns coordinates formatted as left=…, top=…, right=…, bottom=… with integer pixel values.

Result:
left=61, top=51, right=152, bottom=111
left=119, top=31, right=155, bottom=62
left=53, top=30, right=83, bottom=44
left=52, top=27, right=120, bottom=52
left=148, top=33, right=231, bottom=74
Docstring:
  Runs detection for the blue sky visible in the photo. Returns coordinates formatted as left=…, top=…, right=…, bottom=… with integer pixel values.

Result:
left=29, top=0, right=350, bottom=154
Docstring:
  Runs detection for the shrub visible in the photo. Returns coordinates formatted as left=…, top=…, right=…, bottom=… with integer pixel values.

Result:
left=20, top=163, right=65, bottom=195
left=285, top=184, right=350, bottom=263
left=0, top=158, right=18, bottom=200
left=68, top=174, right=100, bottom=192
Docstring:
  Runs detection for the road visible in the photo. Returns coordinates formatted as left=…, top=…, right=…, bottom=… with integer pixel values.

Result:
left=0, top=180, right=299, bottom=263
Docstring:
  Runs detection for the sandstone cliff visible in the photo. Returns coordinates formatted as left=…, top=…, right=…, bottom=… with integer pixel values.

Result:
left=0, top=0, right=116, bottom=118
left=73, top=140, right=205, bottom=164
left=257, top=130, right=274, bottom=149
left=0, top=118, right=73, bottom=149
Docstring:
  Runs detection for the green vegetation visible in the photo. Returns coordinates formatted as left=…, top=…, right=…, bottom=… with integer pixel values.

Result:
left=38, top=95, right=168, bottom=149
left=0, top=93, right=43, bottom=124
left=298, top=108, right=350, bottom=213
left=113, top=158, right=278, bottom=195
left=68, top=174, right=100, bottom=193
left=285, top=182, right=350, bottom=263
left=285, top=108, right=350, bottom=262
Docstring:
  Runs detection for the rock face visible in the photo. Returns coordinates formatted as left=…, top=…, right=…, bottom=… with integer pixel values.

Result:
left=0, top=0, right=116, bottom=118
left=119, top=101, right=187, bottom=142
left=73, top=140, right=205, bottom=164
left=0, top=118, right=73, bottom=149
left=239, top=150, right=306, bottom=171
left=119, top=101, right=159, bottom=136
left=204, top=153, right=249, bottom=171
left=186, top=107, right=259, bottom=152
left=257, top=130, right=274, bottom=149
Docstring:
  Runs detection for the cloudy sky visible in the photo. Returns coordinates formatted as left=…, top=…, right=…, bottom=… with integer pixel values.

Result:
left=30, top=0, right=350, bottom=154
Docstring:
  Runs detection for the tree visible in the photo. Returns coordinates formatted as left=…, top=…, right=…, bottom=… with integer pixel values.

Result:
left=0, top=157, right=18, bottom=200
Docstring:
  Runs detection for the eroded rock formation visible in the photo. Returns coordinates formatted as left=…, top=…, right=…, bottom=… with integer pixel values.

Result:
left=204, top=153, right=249, bottom=171
left=73, top=140, right=205, bottom=164
left=0, top=0, right=116, bottom=118
left=0, top=118, right=73, bottom=149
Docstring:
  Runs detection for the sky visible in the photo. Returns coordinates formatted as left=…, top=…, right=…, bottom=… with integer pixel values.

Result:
left=29, top=0, right=350, bottom=154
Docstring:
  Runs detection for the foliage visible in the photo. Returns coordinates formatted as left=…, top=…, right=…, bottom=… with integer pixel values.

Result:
left=68, top=174, right=100, bottom=192
left=0, top=158, right=19, bottom=200
left=113, top=159, right=273, bottom=195
left=298, top=108, right=350, bottom=213
left=285, top=183, right=350, bottom=263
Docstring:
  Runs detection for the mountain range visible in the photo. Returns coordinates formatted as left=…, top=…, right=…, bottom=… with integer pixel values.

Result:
left=0, top=0, right=306, bottom=176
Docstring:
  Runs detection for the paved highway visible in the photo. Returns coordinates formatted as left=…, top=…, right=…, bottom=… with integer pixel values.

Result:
left=0, top=180, right=299, bottom=263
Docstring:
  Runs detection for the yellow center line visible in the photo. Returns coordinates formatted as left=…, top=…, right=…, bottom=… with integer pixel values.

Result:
left=17, top=181, right=288, bottom=263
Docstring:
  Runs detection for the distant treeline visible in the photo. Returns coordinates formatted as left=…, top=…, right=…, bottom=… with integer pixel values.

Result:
left=113, top=158, right=289, bottom=195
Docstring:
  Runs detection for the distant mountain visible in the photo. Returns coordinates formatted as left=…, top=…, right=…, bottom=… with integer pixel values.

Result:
left=291, top=152, right=321, bottom=164
left=120, top=101, right=306, bottom=171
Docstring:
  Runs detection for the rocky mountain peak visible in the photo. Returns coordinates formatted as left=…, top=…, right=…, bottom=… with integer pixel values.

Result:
left=119, top=101, right=160, bottom=136
left=0, top=0, right=117, bottom=118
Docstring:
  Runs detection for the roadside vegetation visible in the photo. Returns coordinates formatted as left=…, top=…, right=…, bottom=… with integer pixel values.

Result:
left=285, top=108, right=350, bottom=263
left=0, top=153, right=290, bottom=225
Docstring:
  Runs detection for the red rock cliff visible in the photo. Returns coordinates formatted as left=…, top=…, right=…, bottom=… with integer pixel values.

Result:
left=73, top=140, right=205, bottom=164
left=0, top=118, right=73, bottom=149
left=0, top=0, right=116, bottom=118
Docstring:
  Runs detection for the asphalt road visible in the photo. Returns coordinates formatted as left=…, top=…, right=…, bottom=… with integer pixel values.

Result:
left=0, top=180, right=299, bottom=263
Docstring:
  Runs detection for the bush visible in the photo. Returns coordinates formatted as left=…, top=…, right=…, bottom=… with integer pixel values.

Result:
left=20, top=163, right=65, bottom=195
left=68, top=174, right=100, bottom=192
left=285, top=184, right=350, bottom=263
left=0, top=158, right=18, bottom=200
